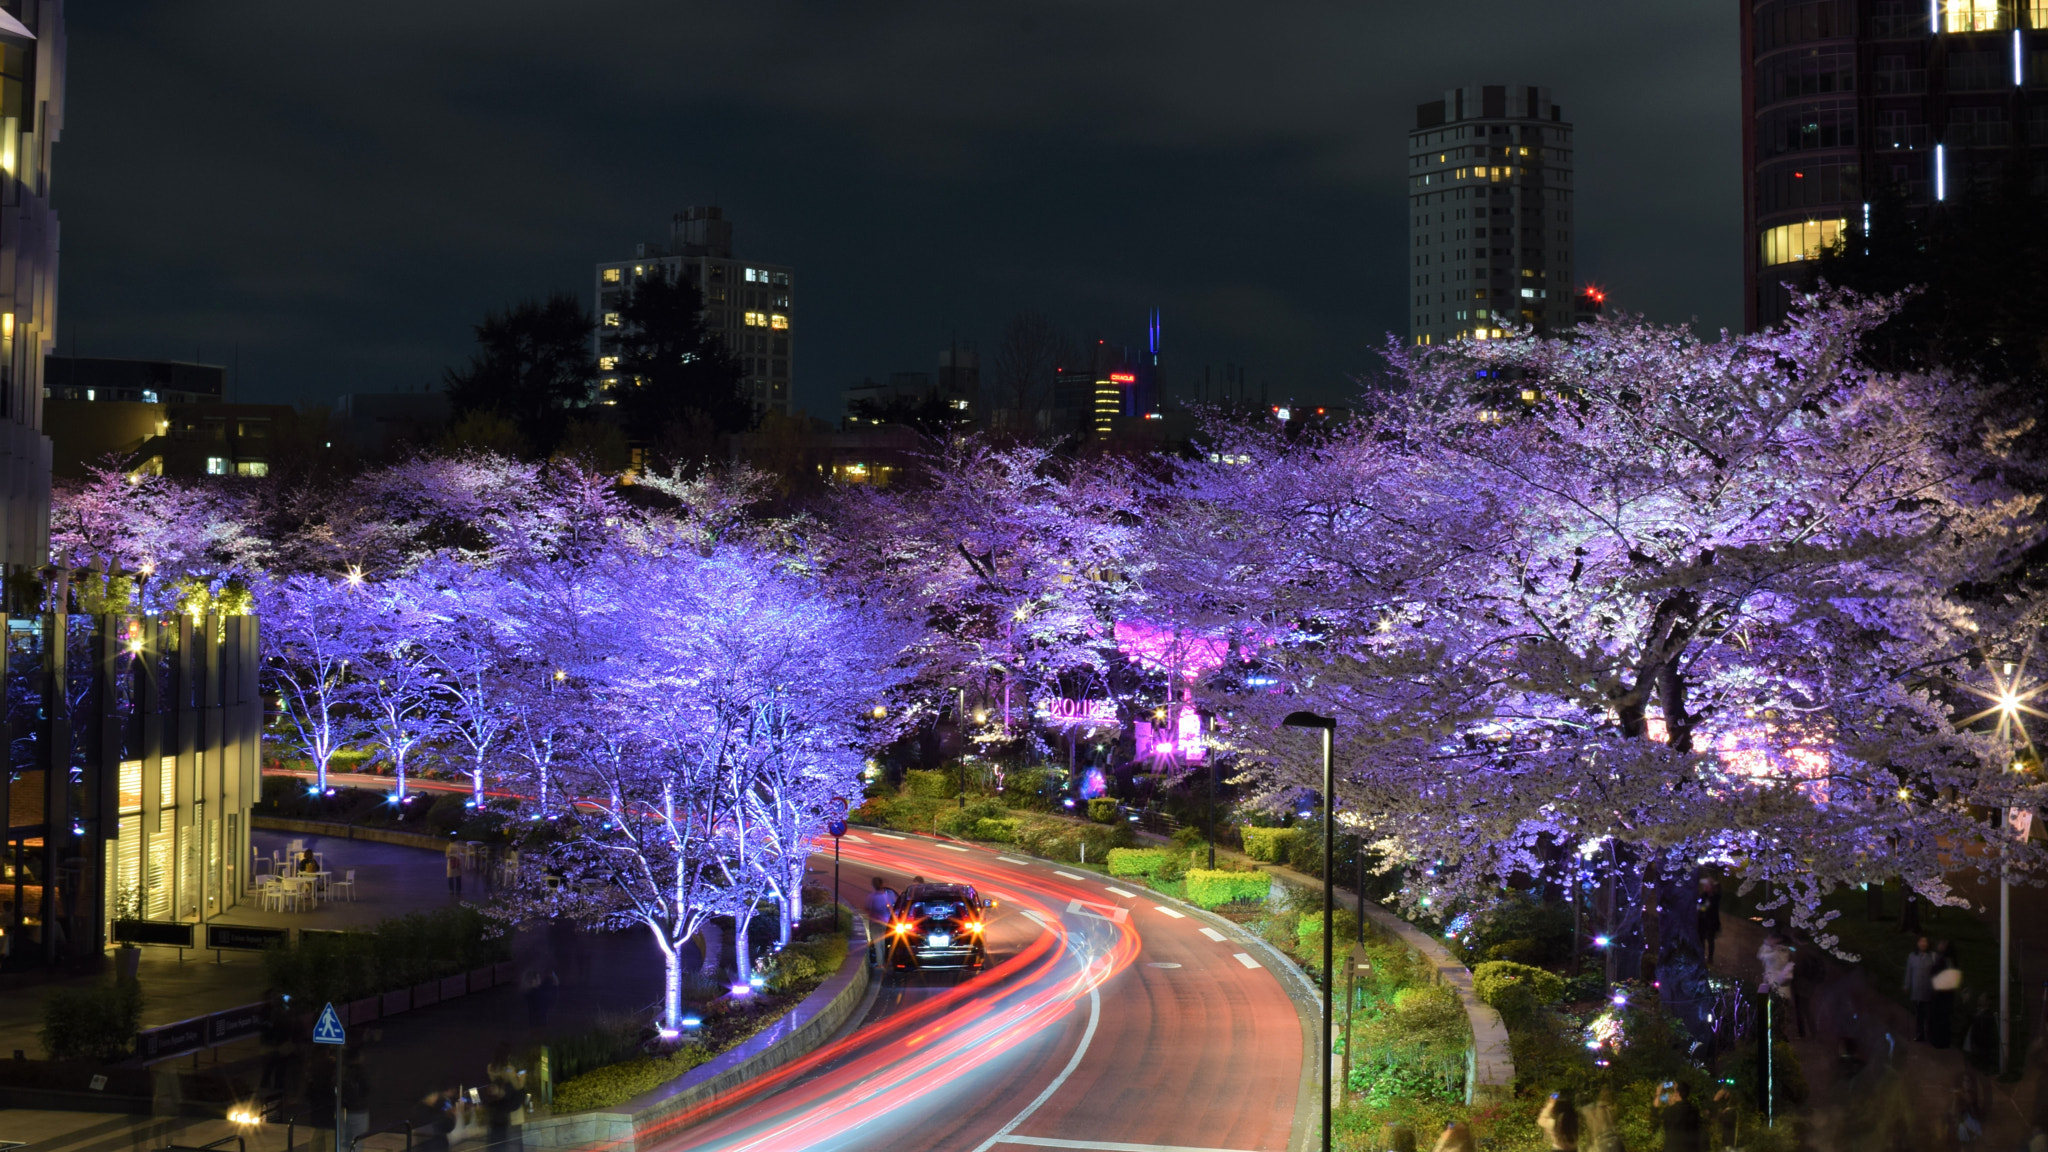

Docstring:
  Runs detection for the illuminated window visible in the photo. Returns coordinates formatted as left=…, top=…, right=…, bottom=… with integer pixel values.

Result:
left=1760, top=218, right=1847, bottom=266
left=1947, top=0, right=2001, bottom=29
left=603, top=312, right=621, bottom=327
left=205, top=457, right=227, bottom=475
left=235, top=461, right=269, bottom=477
left=602, top=268, right=622, bottom=284
left=769, top=313, right=788, bottom=330
left=744, top=311, right=766, bottom=327
left=599, top=356, right=618, bottom=370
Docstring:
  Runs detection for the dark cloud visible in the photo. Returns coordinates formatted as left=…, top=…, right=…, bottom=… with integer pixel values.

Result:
left=54, top=1, right=1739, bottom=413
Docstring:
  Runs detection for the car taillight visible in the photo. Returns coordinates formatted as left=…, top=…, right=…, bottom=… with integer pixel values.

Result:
left=891, top=921, right=911, bottom=935
left=965, top=920, right=983, bottom=934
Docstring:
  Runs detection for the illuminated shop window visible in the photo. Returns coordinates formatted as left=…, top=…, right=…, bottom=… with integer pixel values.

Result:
left=1947, top=0, right=2001, bottom=30
left=1760, top=218, right=1847, bottom=266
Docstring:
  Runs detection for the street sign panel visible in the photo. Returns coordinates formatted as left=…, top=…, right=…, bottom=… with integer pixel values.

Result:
left=312, top=1002, right=346, bottom=1045
left=828, top=819, right=847, bottom=838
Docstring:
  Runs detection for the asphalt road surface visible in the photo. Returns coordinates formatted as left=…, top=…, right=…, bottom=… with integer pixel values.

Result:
left=649, top=831, right=1308, bottom=1152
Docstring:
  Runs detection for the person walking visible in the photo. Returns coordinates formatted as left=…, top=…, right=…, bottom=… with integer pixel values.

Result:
left=446, top=847, right=464, bottom=897
left=1695, top=877, right=1723, bottom=964
left=485, top=1043, right=528, bottom=1152
left=1757, top=932, right=1801, bottom=1037
left=338, top=1046, right=371, bottom=1152
left=864, top=876, right=898, bottom=965
left=1906, top=936, right=1938, bottom=1041
left=1538, top=1089, right=1581, bottom=1150
left=1655, top=1081, right=1703, bottom=1152
left=1579, top=1086, right=1625, bottom=1152
left=1930, top=940, right=1962, bottom=1049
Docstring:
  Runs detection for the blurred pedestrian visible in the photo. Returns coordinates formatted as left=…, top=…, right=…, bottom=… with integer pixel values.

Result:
left=446, top=847, right=464, bottom=897
left=864, top=876, right=898, bottom=965
left=416, top=1089, right=460, bottom=1152
left=1655, top=1081, right=1702, bottom=1152
left=338, top=1046, right=371, bottom=1151
left=485, top=1043, right=527, bottom=1151
left=1431, top=1121, right=1478, bottom=1152
left=1949, top=1085, right=1983, bottom=1148
left=1905, top=935, right=1938, bottom=1041
left=1930, top=940, right=1962, bottom=1049
left=1695, top=876, right=1722, bottom=963
left=1709, top=1086, right=1739, bottom=1152
left=1538, top=1089, right=1581, bottom=1150
left=1580, top=1085, right=1624, bottom=1152
left=1758, top=933, right=1800, bottom=1036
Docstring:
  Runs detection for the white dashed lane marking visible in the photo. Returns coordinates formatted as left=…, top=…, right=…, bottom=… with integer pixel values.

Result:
left=1152, top=906, right=1185, bottom=919
left=1105, top=886, right=1138, bottom=898
left=1233, top=953, right=1261, bottom=969
left=1199, top=927, right=1228, bottom=942
left=938, top=843, right=970, bottom=852
left=1055, top=871, right=1085, bottom=880
left=998, top=856, right=1028, bottom=865
left=872, top=832, right=906, bottom=840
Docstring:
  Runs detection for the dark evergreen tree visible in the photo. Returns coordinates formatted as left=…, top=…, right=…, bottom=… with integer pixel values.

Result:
left=609, top=270, right=752, bottom=442
left=442, top=292, right=596, bottom=455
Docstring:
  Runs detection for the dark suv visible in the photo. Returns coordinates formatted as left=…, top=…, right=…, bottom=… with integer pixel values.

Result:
left=882, top=883, right=993, bottom=974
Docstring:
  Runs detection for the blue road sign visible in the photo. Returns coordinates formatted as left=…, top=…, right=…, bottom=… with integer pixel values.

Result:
left=828, top=820, right=848, bottom=838
left=312, top=1002, right=346, bottom=1045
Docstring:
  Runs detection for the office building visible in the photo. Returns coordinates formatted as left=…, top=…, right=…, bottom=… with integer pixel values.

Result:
left=595, top=206, right=795, bottom=419
left=42, top=358, right=296, bottom=479
left=1407, top=85, right=1577, bottom=346
left=1742, top=0, right=2048, bottom=329
left=0, top=2, right=56, bottom=570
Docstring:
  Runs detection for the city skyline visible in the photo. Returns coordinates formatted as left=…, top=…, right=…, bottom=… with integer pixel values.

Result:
left=50, top=1, right=1740, bottom=418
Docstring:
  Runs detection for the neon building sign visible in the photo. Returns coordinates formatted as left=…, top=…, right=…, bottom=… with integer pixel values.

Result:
left=1040, top=697, right=1118, bottom=726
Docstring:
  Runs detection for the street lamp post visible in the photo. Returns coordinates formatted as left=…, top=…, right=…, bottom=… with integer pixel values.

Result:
left=1283, top=710, right=1337, bottom=1152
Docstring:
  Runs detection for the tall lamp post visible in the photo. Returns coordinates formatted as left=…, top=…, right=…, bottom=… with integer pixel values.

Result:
left=1283, top=710, right=1337, bottom=1152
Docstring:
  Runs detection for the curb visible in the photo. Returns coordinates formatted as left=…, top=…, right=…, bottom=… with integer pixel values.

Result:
left=519, top=915, right=871, bottom=1152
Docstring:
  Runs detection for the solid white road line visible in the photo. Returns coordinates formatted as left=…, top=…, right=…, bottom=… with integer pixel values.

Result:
left=1105, top=886, right=1138, bottom=898
left=938, top=843, right=971, bottom=852
left=872, top=832, right=907, bottom=840
left=968, top=987, right=1104, bottom=1152
left=1152, top=906, right=1185, bottom=919
left=1232, top=952, right=1261, bottom=969
left=996, top=1139, right=1261, bottom=1152
left=1055, top=870, right=1085, bottom=880
left=998, top=856, right=1029, bottom=864
left=1198, top=927, right=1228, bottom=942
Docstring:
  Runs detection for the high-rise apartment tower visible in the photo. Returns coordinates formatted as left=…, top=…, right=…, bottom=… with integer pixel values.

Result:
left=1408, top=84, right=1577, bottom=346
left=1741, top=0, right=2048, bottom=330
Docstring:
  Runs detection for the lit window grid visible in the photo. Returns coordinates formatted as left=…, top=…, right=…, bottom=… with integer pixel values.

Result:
left=1760, top=218, right=1846, bottom=266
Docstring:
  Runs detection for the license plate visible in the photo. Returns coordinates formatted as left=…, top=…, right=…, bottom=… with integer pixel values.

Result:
left=928, top=933, right=952, bottom=947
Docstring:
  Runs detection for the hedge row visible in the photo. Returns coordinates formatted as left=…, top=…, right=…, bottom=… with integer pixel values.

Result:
left=1185, top=869, right=1271, bottom=908
left=1106, top=848, right=1168, bottom=877
left=1240, top=826, right=1300, bottom=863
left=263, top=905, right=510, bottom=1005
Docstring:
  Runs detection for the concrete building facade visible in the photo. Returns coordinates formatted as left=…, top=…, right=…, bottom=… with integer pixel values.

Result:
left=1741, top=0, right=2048, bottom=330
left=595, top=206, right=794, bottom=419
left=0, top=0, right=60, bottom=570
left=1407, top=84, right=1577, bottom=347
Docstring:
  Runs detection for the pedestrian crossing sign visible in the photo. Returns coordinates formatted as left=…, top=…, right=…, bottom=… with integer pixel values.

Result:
left=312, top=1002, right=346, bottom=1045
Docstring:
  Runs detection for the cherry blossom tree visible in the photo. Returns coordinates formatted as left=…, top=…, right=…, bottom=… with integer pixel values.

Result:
left=258, top=574, right=367, bottom=792
left=51, top=466, right=267, bottom=614
left=346, top=583, right=447, bottom=799
left=1175, top=293, right=2047, bottom=957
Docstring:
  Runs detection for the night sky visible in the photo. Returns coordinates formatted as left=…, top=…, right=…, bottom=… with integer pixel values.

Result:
left=54, top=2, right=1740, bottom=416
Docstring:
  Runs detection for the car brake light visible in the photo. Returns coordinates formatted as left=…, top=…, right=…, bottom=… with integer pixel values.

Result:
left=965, top=921, right=983, bottom=934
left=891, top=921, right=911, bottom=935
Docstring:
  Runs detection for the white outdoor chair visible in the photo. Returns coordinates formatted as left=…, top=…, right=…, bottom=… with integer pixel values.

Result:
left=289, top=839, right=305, bottom=854
left=332, top=870, right=357, bottom=901
left=315, top=851, right=326, bottom=873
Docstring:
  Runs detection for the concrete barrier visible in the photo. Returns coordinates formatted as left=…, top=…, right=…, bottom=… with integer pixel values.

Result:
left=251, top=816, right=451, bottom=853
left=521, top=917, right=871, bottom=1152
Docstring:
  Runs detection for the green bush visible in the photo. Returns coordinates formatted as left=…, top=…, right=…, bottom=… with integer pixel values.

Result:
left=1461, top=893, right=1574, bottom=968
left=937, top=799, right=1008, bottom=837
left=1285, top=828, right=1325, bottom=877
left=553, top=1046, right=712, bottom=1112
left=1086, top=797, right=1118, bottom=824
left=973, top=818, right=1020, bottom=842
left=1170, top=826, right=1206, bottom=853
left=1156, top=853, right=1188, bottom=882
left=1354, top=983, right=1471, bottom=1085
left=1293, top=909, right=1361, bottom=971
left=1185, top=869, right=1271, bottom=908
left=1106, top=848, right=1168, bottom=877
left=544, top=1015, right=645, bottom=1085
left=41, top=978, right=143, bottom=1063
left=761, top=932, right=848, bottom=994
left=424, top=792, right=469, bottom=833
left=1481, top=937, right=1543, bottom=964
left=1004, top=768, right=1055, bottom=810
left=1471, top=960, right=1566, bottom=1021
left=903, top=770, right=953, bottom=799
left=1240, top=826, right=1299, bottom=862
left=264, top=904, right=509, bottom=1004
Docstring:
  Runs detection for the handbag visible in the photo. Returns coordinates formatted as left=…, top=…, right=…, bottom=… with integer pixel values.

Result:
left=1932, top=966, right=1963, bottom=992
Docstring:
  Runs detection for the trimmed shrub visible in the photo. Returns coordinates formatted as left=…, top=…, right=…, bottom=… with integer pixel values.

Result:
left=41, top=978, right=143, bottom=1063
left=903, top=770, right=952, bottom=799
left=553, top=1046, right=713, bottom=1113
left=1471, top=960, right=1566, bottom=1021
left=973, top=817, right=1020, bottom=842
left=1170, top=826, right=1206, bottom=853
left=937, top=799, right=1008, bottom=837
left=1285, top=828, right=1325, bottom=877
left=1185, top=869, right=1271, bottom=908
left=1086, top=797, right=1118, bottom=824
left=1240, top=826, right=1300, bottom=862
left=1106, top=848, right=1167, bottom=877
left=1293, top=909, right=1361, bottom=971
left=1005, top=768, right=1055, bottom=810
left=761, top=932, right=848, bottom=994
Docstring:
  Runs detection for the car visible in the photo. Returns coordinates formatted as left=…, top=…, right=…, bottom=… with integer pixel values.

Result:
left=882, top=883, right=996, bottom=975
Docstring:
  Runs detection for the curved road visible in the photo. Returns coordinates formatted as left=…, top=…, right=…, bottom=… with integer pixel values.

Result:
left=648, top=832, right=1310, bottom=1152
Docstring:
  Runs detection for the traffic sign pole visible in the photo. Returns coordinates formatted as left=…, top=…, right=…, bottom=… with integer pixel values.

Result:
left=313, top=1002, right=347, bottom=1152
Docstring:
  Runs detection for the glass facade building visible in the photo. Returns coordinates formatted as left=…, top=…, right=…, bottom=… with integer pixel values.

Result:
left=1408, top=84, right=1577, bottom=347
left=1742, top=0, right=2048, bottom=328
left=1, top=613, right=261, bottom=970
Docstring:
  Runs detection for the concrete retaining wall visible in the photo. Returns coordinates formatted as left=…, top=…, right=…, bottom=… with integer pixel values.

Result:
left=252, top=816, right=451, bottom=854
left=522, top=917, right=872, bottom=1152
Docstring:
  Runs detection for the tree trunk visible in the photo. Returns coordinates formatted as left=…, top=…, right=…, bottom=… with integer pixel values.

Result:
left=699, top=921, right=722, bottom=976
left=654, top=927, right=682, bottom=1028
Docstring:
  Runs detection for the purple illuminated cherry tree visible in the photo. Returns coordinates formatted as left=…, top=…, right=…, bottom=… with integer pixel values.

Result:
left=258, top=575, right=368, bottom=793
